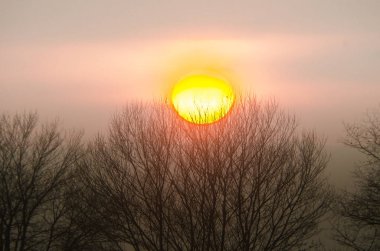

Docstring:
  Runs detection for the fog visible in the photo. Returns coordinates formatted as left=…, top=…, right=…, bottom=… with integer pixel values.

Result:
left=1, top=1, right=380, bottom=249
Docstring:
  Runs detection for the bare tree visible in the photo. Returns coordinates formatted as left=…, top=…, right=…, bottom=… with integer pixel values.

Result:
left=0, top=112, right=96, bottom=251
left=78, top=98, right=331, bottom=251
left=333, top=107, right=380, bottom=250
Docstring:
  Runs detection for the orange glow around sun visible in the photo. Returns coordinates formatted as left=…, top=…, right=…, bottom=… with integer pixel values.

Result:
left=171, top=74, right=235, bottom=124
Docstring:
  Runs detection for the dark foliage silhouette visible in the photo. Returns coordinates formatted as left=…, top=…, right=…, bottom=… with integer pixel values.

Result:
left=77, top=98, right=331, bottom=251
left=333, top=107, right=380, bottom=250
left=0, top=113, right=112, bottom=251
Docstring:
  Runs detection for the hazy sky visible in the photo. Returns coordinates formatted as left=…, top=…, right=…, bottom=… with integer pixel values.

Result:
left=1, top=0, right=380, bottom=185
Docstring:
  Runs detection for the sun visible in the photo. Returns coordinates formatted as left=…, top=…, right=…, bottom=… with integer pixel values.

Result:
left=171, top=74, right=235, bottom=124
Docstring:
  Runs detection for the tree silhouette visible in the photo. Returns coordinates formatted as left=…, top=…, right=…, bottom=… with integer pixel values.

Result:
left=0, top=113, right=104, bottom=251
left=77, top=98, right=331, bottom=251
left=333, top=107, right=380, bottom=250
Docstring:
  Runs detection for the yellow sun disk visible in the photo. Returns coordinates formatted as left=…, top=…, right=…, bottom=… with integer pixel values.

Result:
left=171, top=75, right=235, bottom=124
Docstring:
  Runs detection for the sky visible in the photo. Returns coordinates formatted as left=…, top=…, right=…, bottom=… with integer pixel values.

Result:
left=1, top=0, right=380, bottom=186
